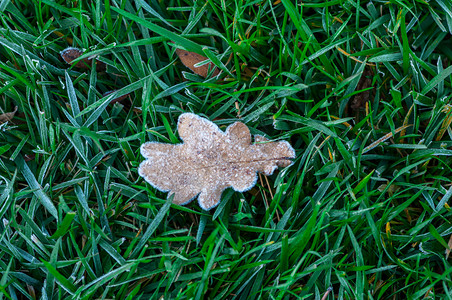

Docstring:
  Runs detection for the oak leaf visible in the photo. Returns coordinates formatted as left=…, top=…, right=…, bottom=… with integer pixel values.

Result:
left=138, top=113, right=295, bottom=210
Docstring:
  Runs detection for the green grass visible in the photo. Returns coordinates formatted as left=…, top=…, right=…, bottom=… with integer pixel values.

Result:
left=1, top=0, right=452, bottom=299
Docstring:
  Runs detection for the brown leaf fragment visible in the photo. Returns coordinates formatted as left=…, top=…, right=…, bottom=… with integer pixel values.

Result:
left=0, top=106, right=18, bottom=124
left=102, top=90, right=129, bottom=104
left=24, top=154, right=36, bottom=162
left=351, top=70, right=373, bottom=111
left=176, top=49, right=219, bottom=78
left=138, top=113, right=295, bottom=210
left=446, top=234, right=452, bottom=259
left=60, top=47, right=106, bottom=71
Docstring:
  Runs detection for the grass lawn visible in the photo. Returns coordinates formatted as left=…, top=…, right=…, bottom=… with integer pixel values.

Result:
left=1, top=0, right=452, bottom=299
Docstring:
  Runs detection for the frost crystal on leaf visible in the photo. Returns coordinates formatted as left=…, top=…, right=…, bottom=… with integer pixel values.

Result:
left=138, top=113, right=295, bottom=210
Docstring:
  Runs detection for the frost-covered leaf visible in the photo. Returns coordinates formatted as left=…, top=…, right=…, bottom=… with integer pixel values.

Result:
left=138, top=113, right=295, bottom=210
left=176, top=49, right=219, bottom=78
